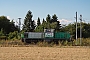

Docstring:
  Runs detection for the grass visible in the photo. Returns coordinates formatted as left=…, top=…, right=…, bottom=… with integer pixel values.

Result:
left=73, top=38, right=90, bottom=46
left=0, top=40, right=24, bottom=47
left=0, top=38, right=90, bottom=47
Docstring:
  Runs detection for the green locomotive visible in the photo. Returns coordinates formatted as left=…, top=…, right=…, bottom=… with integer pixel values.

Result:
left=21, top=29, right=71, bottom=43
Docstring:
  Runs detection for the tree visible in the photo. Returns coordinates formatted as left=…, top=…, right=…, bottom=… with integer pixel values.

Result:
left=81, top=23, right=90, bottom=38
left=0, top=16, right=18, bottom=34
left=23, top=10, right=35, bottom=32
left=51, top=14, right=58, bottom=22
left=60, top=22, right=90, bottom=38
left=46, top=14, right=51, bottom=23
left=0, top=28, right=4, bottom=36
left=42, top=18, right=46, bottom=29
left=37, top=17, right=41, bottom=26
left=42, top=18, right=45, bottom=23
left=51, top=14, right=61, bottom=31
left=38, top=14, right=61, bottom=30
left=35, top=25, right=44, bottom=32
left=10, top=19, right=19, bottom=32
left=50, top=22, right=57, bottom=29
left=31, top=20, right=36, bottom=31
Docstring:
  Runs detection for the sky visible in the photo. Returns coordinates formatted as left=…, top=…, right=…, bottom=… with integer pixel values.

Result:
left=0, top=0, right=90, bottom=25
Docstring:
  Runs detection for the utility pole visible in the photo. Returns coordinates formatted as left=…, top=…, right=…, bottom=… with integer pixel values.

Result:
left=18, top=18, right=21, bottom=32
left=76, top=12, right=78, bottom=45
left=80, top=15, right=82, bottom=46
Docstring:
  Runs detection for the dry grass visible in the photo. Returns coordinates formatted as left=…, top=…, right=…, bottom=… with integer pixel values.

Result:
left=0, top=47, right=90, bottom=60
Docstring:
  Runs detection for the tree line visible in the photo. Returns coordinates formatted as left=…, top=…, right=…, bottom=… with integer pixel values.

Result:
left=0, top=10, right=90, bottom=40
left=22, top=10, right=61, bottom=32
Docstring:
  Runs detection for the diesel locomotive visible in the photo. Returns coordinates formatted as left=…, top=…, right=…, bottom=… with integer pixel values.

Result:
left=21, top=29, right=71, bottom=43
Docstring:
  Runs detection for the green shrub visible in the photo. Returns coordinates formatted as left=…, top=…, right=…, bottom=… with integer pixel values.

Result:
left=8, top=31, right=20, bottom=40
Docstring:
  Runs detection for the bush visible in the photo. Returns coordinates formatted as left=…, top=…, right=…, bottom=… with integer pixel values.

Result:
left=8, top=31, right=20, bottom=40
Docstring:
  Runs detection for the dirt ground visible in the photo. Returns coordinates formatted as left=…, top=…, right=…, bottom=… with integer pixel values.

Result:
left=0, top=47, right=90, bottom=60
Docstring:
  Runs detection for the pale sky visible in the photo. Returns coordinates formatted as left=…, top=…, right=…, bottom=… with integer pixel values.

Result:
left=0, top=0, right=90, bottom=25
